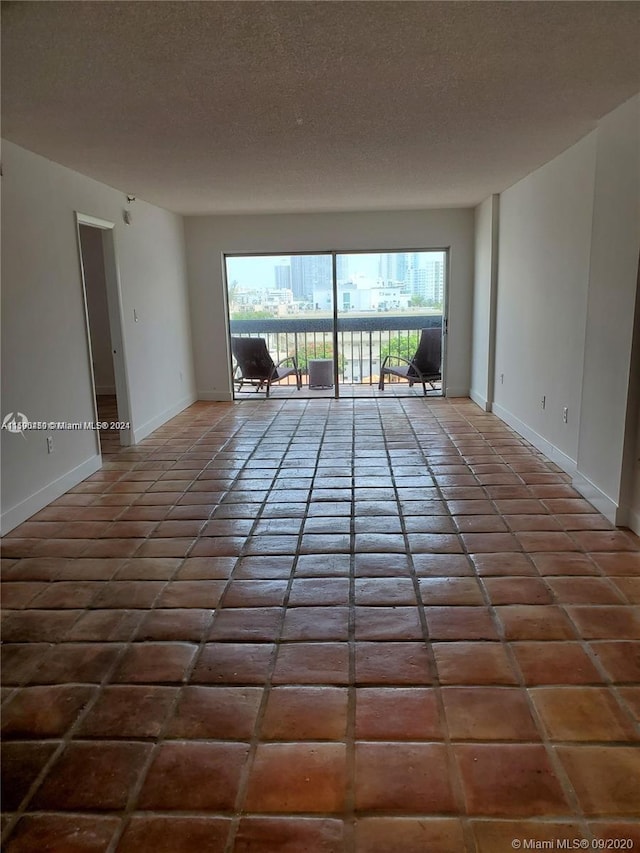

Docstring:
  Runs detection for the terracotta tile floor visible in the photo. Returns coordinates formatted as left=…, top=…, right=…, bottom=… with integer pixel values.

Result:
left=2, top=397, right=640, bottom=852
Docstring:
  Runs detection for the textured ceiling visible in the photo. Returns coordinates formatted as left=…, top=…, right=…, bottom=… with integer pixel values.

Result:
left=2, top=1, right=639, bottom=215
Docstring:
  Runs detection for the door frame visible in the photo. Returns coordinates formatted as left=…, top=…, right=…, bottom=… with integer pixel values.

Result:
left=75, top=212, right=133, bottom=447
left=223, top=247, right=449, bottom=400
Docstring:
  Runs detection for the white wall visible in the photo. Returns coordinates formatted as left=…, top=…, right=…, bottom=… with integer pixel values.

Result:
left=629, top=414, right=640, bottom=534
left=184, top=209, right=475, bottom=400
left=79, top=225, right=116, bottom=394
left=470, top=195, right=499, bottom=411
left=493, top=133, right=597, bottom=471
left=626, top=273, right=640, bottom=535
left=490, top=95, right=640, bottom=525
left=1, top=141, right=196, bottom=533
left=575, top=96, right=640, bottom=522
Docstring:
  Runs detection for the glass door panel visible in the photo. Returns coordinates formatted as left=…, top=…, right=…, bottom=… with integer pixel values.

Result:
left=335, top=251, right=445, bottom=397
left=225, top=253, right=336, bottom=399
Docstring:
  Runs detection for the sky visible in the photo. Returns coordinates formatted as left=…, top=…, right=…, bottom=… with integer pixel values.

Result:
left=225, top=252, right=434, bottom=290
left=227, top=251, right=444, bottom=290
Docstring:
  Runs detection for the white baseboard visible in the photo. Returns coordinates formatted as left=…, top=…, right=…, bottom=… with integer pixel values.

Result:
left=492, top=403, right=578, bottom=476
left=491, top=402, right=622, bottom=523
left=197, top=390, right=234, bottom=402
left=469, top=389, right=491, bottom=412
left=445, top=386, right=470, bottom=398
left=625, top=505, right=640, bottom=536
left=1, top=454, right=102, bottom=535
left=132, top=393, right=199, bottom=444
left=572, top=471, right=618, bottom=525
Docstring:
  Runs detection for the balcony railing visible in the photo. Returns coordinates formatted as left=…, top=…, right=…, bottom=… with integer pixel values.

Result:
left=230, top=313, right=442, bottom=386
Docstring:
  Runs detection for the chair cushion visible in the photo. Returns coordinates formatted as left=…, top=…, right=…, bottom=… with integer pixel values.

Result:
left=383, top=365, right=412, bottom=380
left=274, top=366, right=297, bottom=381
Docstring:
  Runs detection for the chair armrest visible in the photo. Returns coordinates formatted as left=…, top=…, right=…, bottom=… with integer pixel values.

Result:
left=274, top=355, right=299, bottom=371
left=380, top=354, right=414, bottom=370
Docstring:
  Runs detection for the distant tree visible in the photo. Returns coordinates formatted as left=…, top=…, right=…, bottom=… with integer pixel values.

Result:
left=409, top=295, right=427, bottom=307
left=380, top=332, right=420, bottom=363
left=231, top=309, right=272, bottom=320
left=294, top=340, right=345, bottom=374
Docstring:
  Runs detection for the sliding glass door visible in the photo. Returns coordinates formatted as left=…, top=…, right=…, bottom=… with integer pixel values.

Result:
left=335, top=250, right=445, bottom=395
left=224, top=249, right=446, bottom=399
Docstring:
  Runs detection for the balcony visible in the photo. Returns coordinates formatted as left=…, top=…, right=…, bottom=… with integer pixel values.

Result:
left=230, top=313, right=443, bottom=398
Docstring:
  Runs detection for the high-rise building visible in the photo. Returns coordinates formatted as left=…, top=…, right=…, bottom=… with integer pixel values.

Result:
left=274, top=265, right=291, bottom=290
left=424, top=255, right=444, bottom=303
left=336, top=255, right=349, bottom=283
left=409, top=267, right=428, bottom=298
left=408, top=252, right=445, bottom=303
left=395, top=253, right=408, bottom=285
left=291, top=255, right=332, bottom=301
left=378, top=253, right=393, bottom=283
left=379, top=252, right=409, bottom=285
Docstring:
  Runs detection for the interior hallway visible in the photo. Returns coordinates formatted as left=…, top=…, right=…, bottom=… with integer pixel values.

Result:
left=1, top=397, right=639, bottom=852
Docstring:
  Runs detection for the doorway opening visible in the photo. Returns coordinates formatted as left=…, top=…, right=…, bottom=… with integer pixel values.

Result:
left=76, top=214, right=132, bottom=454
left=224, top=249, right=447, bottom=400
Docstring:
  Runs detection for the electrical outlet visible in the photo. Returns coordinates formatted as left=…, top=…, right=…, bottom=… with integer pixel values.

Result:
left=541, top=396, right=546, bottom=410
left=562, top=407, right=568, bottom=423
left=46, top=435, right=54, bottom=454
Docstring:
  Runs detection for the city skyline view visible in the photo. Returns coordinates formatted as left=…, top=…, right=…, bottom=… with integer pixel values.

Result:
left=226, top=251, right=446, bottom=313
left=226, top=253, right=373, bottom=290
left=225, top=250, right=446, bottom=389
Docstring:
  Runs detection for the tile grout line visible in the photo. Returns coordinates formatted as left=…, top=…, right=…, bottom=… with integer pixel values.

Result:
left=101, top=408, right=284, bottom=852
left=342, top=401, right=357, bottom=853
left=469, top=407, right=606, bottom=838
left=2, top=397, right=639, bottom=849
left=0, top=611, right=143, bottom=847
left=400, top=397, right=480, bottom=853
left=472, top=434, right=640, bottom=742
left=223, top=398, right=330, bottom=853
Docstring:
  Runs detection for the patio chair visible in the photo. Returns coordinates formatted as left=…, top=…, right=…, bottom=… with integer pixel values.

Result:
left=378, top=327, right=442, bottom=396
left=231, top=336, right=302, bottom=397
